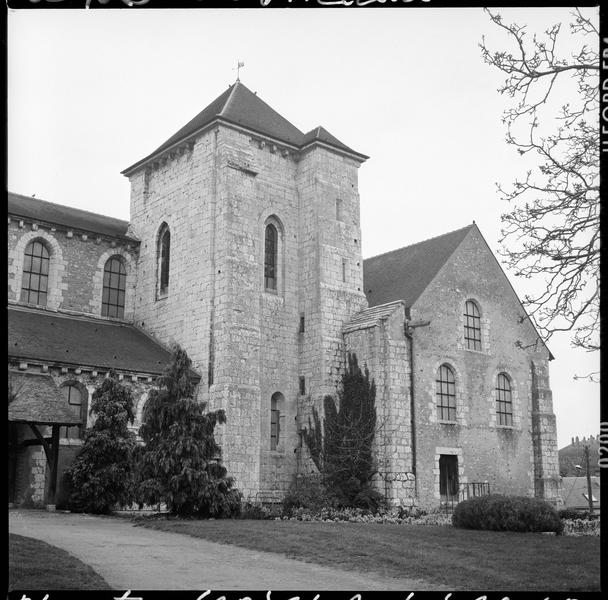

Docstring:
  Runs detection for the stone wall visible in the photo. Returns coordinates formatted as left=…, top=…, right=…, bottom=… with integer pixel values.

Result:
left=344, top=305, right=416, bottom=506
left=405, top=226, right=559, bottom=508
left=7, top=218, right=138, bottom=320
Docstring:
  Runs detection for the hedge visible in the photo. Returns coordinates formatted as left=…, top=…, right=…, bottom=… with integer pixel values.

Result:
left=452, top=494, right=562, bottom=534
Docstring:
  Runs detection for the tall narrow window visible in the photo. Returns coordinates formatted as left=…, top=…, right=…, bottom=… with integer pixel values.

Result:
left=496, top=373, right=514, bottom=426
left=102, top=257, right=126, bottom=318
left=264, top=223, right=278, bottom=291
left=61, top=384, right=86, bottom=439
left=20, top=240, right=50, bottom=306
left=336, top=198, right=343, bottom=221
left=158, top=225, right=170, bottom=296
left=270, top=392, right=282, bottom=451
left=436, top=364, right=457, bottom=422
left=464, top=300, right=482, bottom=351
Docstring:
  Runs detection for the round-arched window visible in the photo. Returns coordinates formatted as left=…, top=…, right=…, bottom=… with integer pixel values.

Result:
left=21, top=240, right=50, bottom=306
left=102, top=256, right=127, bottom=318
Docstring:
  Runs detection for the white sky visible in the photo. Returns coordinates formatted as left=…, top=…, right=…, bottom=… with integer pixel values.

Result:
left=7, top=6, right=600, bottom=449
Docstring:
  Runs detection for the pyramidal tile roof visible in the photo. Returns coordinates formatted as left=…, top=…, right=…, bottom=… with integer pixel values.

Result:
left=301, top=125, right=359, bottom=156
left=363, top=224, right=475, bottom=309
left=122, top=81, right=367, bottom=174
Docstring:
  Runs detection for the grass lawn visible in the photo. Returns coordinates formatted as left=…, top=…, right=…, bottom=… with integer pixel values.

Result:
left=137, top=519, right=600, bottom=591
left=9, top=534, right=111, bottom=591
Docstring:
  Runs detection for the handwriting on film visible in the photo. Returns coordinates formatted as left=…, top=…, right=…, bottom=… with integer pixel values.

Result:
left=29, top=0, right=432, bottom=7
left=17, top=592, right=588, bottom=600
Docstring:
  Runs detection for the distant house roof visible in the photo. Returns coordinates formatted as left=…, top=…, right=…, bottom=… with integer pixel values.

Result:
left=560, top=477, right=601, bottom=510
left=8, top=192, right=135, bottom=241
left=122, top=81, right=367, bottom=175
left=344, top=300, right=405, bottom=333
left=8, top=306, right=199, bottom=379
left=8, top=371, right=82, bottom=425
left=363, top=225, right=474, bottom=309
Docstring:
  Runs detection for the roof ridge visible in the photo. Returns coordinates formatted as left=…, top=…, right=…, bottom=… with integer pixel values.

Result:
left=218, top=82, right=239, bottom=118
left=364, top=224, right=475, bottom=262
left=8, top=192, right=130, bottom=225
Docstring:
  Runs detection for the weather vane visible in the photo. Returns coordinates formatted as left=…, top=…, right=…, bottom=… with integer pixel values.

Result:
left=234, top=61, right=245, bottom=82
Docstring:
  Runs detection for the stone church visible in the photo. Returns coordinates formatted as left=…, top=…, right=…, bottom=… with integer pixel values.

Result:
left=8, top=81, right=561, bottom=509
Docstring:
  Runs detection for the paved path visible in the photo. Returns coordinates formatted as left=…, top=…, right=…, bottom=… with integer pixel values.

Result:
left=9, top=510, right=438, bottom=591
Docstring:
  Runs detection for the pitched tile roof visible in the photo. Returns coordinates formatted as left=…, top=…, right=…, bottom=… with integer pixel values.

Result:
left=8, top=192, right=135, bottom=240
left=560, top=477, right=600, bottom=509
left=344, top=300, right=405, bottom=333
left=122, top=81, right=367, bottom=174
left=8, top=306, right=199, bottom=379
left=8, top=371, right=82, bottom=425
left=363, top=225, right=475, bottom=309
left=301, top=126, right=362, bottom=157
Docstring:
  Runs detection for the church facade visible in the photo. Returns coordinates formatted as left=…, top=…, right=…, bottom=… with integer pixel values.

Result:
left=8, top=82, right=561, bottom=509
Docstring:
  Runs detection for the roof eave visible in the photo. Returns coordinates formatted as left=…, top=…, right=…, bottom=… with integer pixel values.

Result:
left=7, top=212, right=137, bottom=243
left=299, top=139, right=369, bottom=163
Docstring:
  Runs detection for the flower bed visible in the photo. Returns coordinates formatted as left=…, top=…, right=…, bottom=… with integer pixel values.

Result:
left=561, top=518, right=600, bottom=536
left=279, top=506, right=453, bottom=525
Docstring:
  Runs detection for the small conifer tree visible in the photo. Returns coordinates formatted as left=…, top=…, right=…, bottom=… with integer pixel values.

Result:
left=66, top=372, right=137, bottom=514
left=136, top=345, right=241, bottom=517
left=303, top=353, right=383, bottom=509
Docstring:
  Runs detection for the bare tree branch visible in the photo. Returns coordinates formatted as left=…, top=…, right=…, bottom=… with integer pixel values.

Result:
left=480, top=8, right=599, bottom=369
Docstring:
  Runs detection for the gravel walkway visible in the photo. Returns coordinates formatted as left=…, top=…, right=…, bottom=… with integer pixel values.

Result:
left=9, top=509, right=438, bottom=591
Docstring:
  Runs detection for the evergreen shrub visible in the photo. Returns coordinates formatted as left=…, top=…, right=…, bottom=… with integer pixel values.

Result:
left=65, top=372, right=137, bottom=514
left=136, top=346, right=242, bottom=518
left=452, top=494, right=563, bottom=534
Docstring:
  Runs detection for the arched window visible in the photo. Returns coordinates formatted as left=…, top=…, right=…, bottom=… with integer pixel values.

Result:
left=158, top=224, right=171, bottom=297
left=264, top=223, right=278, bottom=292
left=61, top=383, right=87, bottom=440
left=464, top=300, right=482, bottom=351
left=496, top=373, right=513, bottom=426
left=270, top=392, right=283, bottom=450
left=102, top=256, right=127, bottom=318
left=20, top=240, right=50, bottom=306
left=436, top=364, right=456, bottom=422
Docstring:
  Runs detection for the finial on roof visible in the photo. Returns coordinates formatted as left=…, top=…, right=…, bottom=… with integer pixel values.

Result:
left=234, top=60, right=245, bottom=82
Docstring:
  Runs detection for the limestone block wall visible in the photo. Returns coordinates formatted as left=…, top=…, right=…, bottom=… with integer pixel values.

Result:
left=127, top=131, right=216, bottom=391
left=344, top=307, right=415, bottom=506
left=531, top=358, right=562, bottom=505
left=407, top=227, right=557, bottom=508
left=295, top=147, right=368, bottom=485
left=7, top=219, right=137, bottom=320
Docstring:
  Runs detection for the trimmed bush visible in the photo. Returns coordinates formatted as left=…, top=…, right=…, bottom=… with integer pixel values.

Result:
left=452, top=494, right=562, bottom=534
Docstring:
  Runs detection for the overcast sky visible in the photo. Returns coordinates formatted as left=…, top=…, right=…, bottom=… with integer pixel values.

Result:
left=7, top=6, right=600, bottom=449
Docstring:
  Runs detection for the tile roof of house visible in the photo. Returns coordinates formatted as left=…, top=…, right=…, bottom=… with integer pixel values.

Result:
left=8, top=371, right=82, bottom=425
left=344, top=300, right=405, bottom=333
left=560, top=477, right=601, bottom=509
left=8, top=306, right=199, bottom=379
left=8, top=192, right=135, bottom=240
left=122, top=81, right=367, bottom=174
left=363, top=225, right=475, bottom=309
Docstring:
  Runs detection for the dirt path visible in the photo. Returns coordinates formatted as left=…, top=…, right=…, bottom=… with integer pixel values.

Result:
left=9, top=510, right=438, bottom=591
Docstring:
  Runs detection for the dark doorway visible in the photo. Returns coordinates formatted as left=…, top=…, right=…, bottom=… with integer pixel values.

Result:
left=439, top=454, right=459, bottom=501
